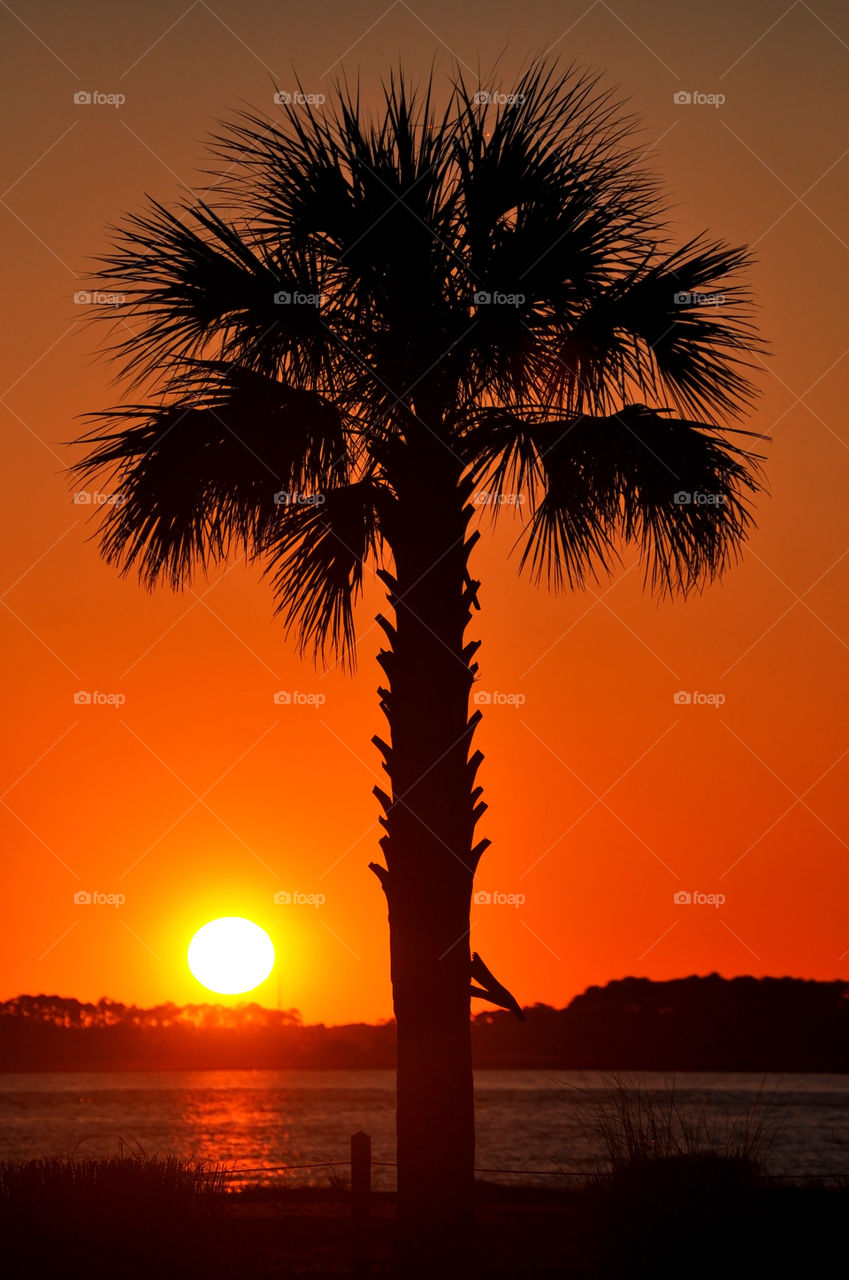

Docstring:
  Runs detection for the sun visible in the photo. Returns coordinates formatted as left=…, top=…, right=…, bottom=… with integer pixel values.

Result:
left=187, top=917, right=275, bottom=995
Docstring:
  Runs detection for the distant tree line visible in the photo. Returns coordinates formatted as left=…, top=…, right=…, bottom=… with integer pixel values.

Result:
left=1, top=975, right=847, bottom=1071
left=474, top=975, right=849, bottom=1071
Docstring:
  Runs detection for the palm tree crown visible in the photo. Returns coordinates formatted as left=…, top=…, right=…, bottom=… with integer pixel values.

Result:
left=73, top=60, right=765, bottom=660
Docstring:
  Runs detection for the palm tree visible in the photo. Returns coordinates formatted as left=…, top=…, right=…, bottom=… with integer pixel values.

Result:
left=73, top=61, right=765, bottom=1271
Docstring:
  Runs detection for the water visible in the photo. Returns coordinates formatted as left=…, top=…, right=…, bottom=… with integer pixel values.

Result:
left=1, top=1070, right=847, bottom=1188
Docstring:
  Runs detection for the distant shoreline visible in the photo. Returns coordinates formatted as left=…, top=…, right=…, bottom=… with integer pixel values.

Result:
left=4, top=975, right=848, bottom=1073
left=2, top=1064, right=848, bottom=1075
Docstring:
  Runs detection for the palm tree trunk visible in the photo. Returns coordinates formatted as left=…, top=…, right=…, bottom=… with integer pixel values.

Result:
left=371, top=439, right=485, bottom=1273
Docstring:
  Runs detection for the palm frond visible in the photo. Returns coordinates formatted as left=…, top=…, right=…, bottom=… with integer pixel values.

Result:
left=71, top=365, right=348, bottom=587
left=443, top=66, right=662, bottom=409
left=547, top=236, right=763, bottom=420
left=473, top=405, right=765, bottom=593
left=458, top=407, right=545, bottom=511
left=264, top=480, right=389, bottom=668
left=209, top=71, right=464, bottom=409
left=88, top=199, right=330, bottom=386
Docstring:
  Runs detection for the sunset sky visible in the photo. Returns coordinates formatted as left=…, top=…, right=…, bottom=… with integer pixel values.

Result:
left=2, top=0, right=848, bottom=1026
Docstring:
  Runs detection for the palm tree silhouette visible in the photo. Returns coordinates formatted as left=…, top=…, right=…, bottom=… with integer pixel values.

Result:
left=73, top=61, right=765, bottom=1271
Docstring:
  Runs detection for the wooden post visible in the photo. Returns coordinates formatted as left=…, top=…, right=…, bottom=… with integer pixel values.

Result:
left=351, top=1130, right=371, bottom=1273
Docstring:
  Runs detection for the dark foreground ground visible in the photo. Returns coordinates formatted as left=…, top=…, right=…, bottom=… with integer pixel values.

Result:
left=1, top=1158, right=847, bottom=1278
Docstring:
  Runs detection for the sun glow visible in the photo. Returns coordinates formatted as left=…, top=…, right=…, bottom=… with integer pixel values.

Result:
left=187, top=917, right=275, bottom=995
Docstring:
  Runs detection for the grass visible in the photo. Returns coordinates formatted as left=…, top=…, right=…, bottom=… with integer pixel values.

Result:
left=0, top=1152, right=231, bottom=1279
left=579, top=1071, right=781, bottom=1172
left=0, top=1151, right=230, bottom=1204
left=571, top=1074, right=810, bottom=1279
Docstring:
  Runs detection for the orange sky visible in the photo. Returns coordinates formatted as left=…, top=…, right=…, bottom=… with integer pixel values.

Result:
left=2, top=0, right=848, bottom=1025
